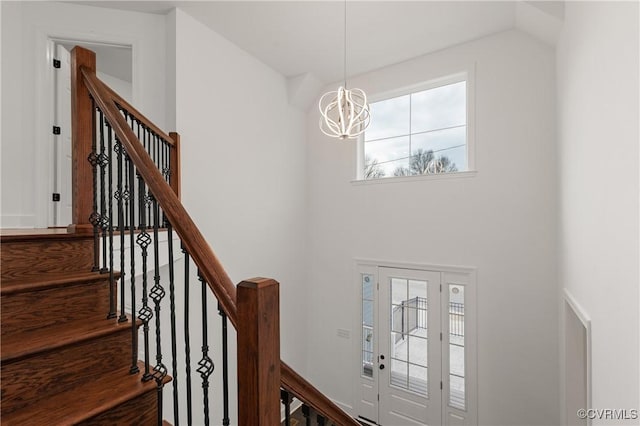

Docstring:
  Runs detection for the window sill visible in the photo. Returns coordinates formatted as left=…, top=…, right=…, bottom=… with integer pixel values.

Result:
left=351, top=170, right=477, bottom=186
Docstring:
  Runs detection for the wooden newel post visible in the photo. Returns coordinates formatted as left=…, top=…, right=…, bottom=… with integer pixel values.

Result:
left=169, top=132, right=181, bottom=200
left=69, top=46, right=96, bottom=234
left=237, top=278, right=281, bottom=425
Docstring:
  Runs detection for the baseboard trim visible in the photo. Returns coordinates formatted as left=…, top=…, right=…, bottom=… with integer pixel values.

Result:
left=1, top=214, right=36, bottom=228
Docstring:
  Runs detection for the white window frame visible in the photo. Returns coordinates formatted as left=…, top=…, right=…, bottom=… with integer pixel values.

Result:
left=354, top=66, right=476, bottom=184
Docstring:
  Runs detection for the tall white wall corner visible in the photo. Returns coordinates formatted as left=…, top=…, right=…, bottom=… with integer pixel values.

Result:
left=287, top=72, right=323, bottom=111
left=516, top=1, right=564, bottom=46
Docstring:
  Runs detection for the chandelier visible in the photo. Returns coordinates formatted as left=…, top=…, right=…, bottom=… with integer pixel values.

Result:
left=319, top=0, right=370, bottom=139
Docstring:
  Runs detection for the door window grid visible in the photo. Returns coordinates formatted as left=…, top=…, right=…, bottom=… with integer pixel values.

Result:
left=389, top=278, right=429, bottom=396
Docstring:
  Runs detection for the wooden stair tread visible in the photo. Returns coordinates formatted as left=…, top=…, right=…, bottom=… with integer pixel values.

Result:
left=1, top=270, right=121, bottom=294
left=0, top=228, right=92, bottom=242
left=1, top=316, right=138, bottom=363
left=1, top=362, right=170, bottom=426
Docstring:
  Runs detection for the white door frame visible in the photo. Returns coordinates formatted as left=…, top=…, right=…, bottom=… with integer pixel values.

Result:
left=33, top=27, right=137, bottom=228
left=354, top=259, right=478, bottom=425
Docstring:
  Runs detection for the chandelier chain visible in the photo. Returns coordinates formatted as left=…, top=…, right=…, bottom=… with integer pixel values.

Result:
left=344, top=0, right=347, bottom=88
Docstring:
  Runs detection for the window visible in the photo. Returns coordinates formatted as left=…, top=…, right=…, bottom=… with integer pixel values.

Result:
left=360, top=74, right=469, bottom=180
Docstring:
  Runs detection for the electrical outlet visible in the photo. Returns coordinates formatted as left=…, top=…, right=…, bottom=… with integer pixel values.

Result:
left=337, top=328, right=351, bottom=339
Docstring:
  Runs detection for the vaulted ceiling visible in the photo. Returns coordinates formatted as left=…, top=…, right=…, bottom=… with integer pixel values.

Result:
left=71, top=1, right=563, bottom=84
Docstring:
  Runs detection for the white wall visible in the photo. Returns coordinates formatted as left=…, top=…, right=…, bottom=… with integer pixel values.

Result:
left=97, top=72, right=132, bottom=104
left=557, top=2, right=639, bottom=424
left=0, top=1, right=166, bottom=228
left=172, top=7, right=309, bottom=423
left=305, top=30, right=559, bottom=425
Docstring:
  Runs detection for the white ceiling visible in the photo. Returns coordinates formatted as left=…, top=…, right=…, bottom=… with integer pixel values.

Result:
left=70, top=1, right=563, bottom=85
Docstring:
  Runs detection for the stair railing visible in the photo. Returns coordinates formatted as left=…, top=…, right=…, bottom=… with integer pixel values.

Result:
left=70, top=46, right=359, bottom=426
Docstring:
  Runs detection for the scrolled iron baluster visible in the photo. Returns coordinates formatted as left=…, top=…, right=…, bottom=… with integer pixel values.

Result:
left=128, top=156, right=139, bottom=375
left=302, top=404, right=311, bottom=426
left=219, top=302, right=230, bottom=426
left=167, top=223, right=179, bottom=425
left=182, top=244, right=193, bottom=426
left=98, top=113, right=109, bottom=273
left=197, top=271, right=214, bottom=426
left=317, top=414, right=326, bottom=426
left=88, top=100, right=100, bottom=272
left=136, top=174, right=153, bottom=382
left=114, top=140, right=128, bottom=324
left=106, top=119, right=116, bottom=319
left=123, top=116, right=131, bottom=231
left=151, top=187, right=167, bottom=382
left=281, top=389, right=292, bottom=426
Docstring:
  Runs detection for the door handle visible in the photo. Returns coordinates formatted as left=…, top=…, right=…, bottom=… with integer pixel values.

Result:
left=379, top=364, right=385, bottom=370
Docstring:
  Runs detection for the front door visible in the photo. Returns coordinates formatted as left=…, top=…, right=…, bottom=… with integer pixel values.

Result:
left=378, top=268, right=442, bottom=425
left=356, top=267, right=442, bottom=425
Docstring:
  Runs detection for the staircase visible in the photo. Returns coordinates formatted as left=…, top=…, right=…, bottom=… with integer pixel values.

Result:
left=1, top=45, right=360, bottom=426
left=0, top=229, right=168, bottom=425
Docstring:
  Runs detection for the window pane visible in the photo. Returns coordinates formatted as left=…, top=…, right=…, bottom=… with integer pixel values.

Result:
left=391, top=304, right=405, bottom=333
left=391, top=333, right=408, bottom=362
left=362, top=299, right=373, bottom=327
left=362, top=274, right=374, bottom=300
left=411, top=81, right=466, bottom=133
left=365, top=94, right=410, bottom=141
left=411, top=126, right=466, bottom=172
left=449, top=284, right=466, bottom=410
left=391, top=278, right=408, bottom=305
left=408, top=333, right=427, bottom=367
left=362, top=325, right=374, bottom=378
left=391, top=358, right=408, bottom=390
left=408, top=364, right=428, bottom=396
left=408, top=279, right=427, bottom=300
left=364, top=136, right=410, bottom=179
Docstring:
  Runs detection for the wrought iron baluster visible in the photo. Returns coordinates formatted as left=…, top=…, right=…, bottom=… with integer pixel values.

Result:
left=98, top=114, right=109, bottom=273
left=146, top=130, right=153, bottom=221
left=88, top=101, right=100, bottom=272
left=151, top=187, right=167, bottom=390
left=302, top=404, right=311, bottom=426
left=219, top=303, right=230, bottom=426
left=167, top=224, right=179, bottom=426
left=123, top=130, right=130, bottom=231
left=135, top=120, right=142, bottom=230
left=106, top=121, right=116, bottom=319
left=161, top=140, right=170, bottom=227
left=182, top=244, right=193, bottom=426
left=197, top=271, right=214, bottom=426
left=317, top=414, right=326, bottom=426
left=128, top=157, right=139, bottom=375
left=136, top=173, right=153, bottom=382
left=281, top=389, right=292, bottom=426
left=114, top=137, right=128, bottom=324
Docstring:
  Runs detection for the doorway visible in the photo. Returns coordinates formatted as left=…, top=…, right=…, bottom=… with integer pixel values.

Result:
left=50, top=40, right=132, bottom=227
left=355, top=262, right=477, bottom=426
left=563, top=291, right=591, bottom=426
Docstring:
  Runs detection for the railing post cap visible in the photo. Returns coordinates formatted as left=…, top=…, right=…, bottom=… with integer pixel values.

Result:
left=238, top=278, right=279, bottom=289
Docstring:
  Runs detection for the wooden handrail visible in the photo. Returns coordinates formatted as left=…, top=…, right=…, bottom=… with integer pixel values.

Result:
left=75, top=48, right=359, bottom=426
left=104, top=84, right=176, bottom=145
left=80, top=67, right=238, bottom=325
left=281, top=363, right=360, bottom=425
